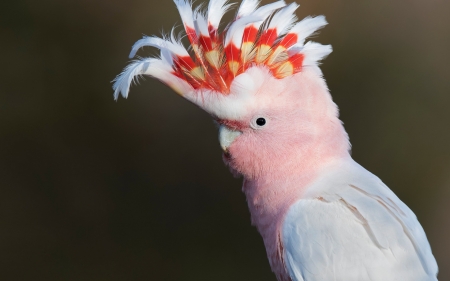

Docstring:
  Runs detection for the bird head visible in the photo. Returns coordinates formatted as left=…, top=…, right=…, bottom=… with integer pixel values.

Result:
left=113, top=0, right=350, bottom=180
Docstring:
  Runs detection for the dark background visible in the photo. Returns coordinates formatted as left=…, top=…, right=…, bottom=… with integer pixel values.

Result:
left=1, top=0, right=449, bottom=280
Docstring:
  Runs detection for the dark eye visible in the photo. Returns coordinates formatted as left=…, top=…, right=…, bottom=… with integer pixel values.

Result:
left=256, top=118, right=266, bottom=126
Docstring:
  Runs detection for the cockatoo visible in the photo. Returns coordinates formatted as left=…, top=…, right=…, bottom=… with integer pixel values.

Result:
left=113, top=0, right=438, bottom=280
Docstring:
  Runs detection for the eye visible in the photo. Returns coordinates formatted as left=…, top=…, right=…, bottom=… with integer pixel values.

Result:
left=256, top=118, right=266, bottom=126
left=250, top=116, right=268, bottom=129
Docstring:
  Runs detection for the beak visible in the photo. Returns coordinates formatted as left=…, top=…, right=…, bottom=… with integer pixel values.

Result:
left=219, top=125, right=242, bottom=152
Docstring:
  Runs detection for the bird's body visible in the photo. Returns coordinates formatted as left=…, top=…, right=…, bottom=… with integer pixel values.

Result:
left=281, top=158, right=437, bottom=281
left=245, top=157, right=437, bottom=281
left=220, top=68, right=438, bottom=281
left=113, top=0, right=438, bottom=280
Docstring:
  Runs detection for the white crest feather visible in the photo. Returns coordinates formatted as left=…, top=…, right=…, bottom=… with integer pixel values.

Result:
left=245, top=0, right=287, bottom=32
left=289, top=15, right=328, bottom=46
left=114, top=0, right=333, bottom=99
left=113, top=58, right=193, bottom=100
left=208, top=0, right=234, bottom=30
left=194, top=10, right=209, bottom=37
left=160, top=49, right=173, bottom=65
left=174, top=0, right=195, bottom=29
left=252, top=0, right=285, bottom=17
left=268, top=2, right=299, bottom=36
left=225, top=0, right=286, bottom=47
left=237, top=0, right=260, bottom=18
left=295, top=41, right=332, bottom=67
left=129, top=34, right=189, bottom=59
left=113, top=58, right=169, bottom=100
left=225, top=14, right=263, bottom=47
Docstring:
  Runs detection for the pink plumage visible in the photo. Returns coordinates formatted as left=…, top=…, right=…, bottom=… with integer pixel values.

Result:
left=113, top=1, right=438, bottom=280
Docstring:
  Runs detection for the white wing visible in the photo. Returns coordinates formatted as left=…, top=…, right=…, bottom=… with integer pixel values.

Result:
left=282, top=159, right=438, bottom=281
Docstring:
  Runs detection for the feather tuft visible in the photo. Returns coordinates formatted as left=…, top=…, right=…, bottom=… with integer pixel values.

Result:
left=237, top=0, right=260, bottom=18
left=114, top=0, right=332, bottom=97
left=289, top=15, right=328, bottom=46
left=208, top=0, right=234, bottom=30
left=267, top=2, right=299, bottom=36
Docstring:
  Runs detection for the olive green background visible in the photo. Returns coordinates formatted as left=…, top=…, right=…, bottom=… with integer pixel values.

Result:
left=1, top=0, right=449, bottom=280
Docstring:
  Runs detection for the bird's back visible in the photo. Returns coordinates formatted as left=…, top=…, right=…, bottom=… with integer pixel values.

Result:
left=281, top=159, right=438, bottom=281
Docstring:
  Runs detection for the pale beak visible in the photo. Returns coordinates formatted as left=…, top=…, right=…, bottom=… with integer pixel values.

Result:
left=219, top=125, right=242, bottom=152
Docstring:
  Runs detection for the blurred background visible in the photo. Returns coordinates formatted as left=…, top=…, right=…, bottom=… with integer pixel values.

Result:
left=1, top=0, right=449, bottom=280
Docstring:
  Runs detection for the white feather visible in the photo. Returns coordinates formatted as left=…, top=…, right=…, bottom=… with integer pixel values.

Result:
left=245, top=0, right=286, bottom=32
left=252, top=0, right=285, bottom=17
left=186, top=66, right=267, bottom=120
left=291, top=41, right=332, bottom=67
left=224, top=14, right=263, bottom=47
left=225, top=0, right=286, bottom=47
left=173, top=0, right=195, bottom=29
left=128, top=34, right=189, bottom=59
left=113, top=58, right=168, bottom=99
left=115, top=0, right=333, bottom=101
left=236, top=0, right=260, bottom=18
left=160, top=48, right=173, bottom=66
left=282, top=159, right=438, bottom=281
left=289, top=15, right=328, bottom=46
left=207, top=0, right=234, bottom=30
left=112, top=58, right=192, bottom=100
left=194, top=10, right=209, bottom=37
left=267, top=2, right=299, bottom=36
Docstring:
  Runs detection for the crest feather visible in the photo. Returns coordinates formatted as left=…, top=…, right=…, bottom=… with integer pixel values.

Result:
left=129, top=34, right=189, bottom=59
left=208, top=0, right=234, bottom=30
left=113, top=59, right=168, bottom=100
left=289, top=15, right=328, bottom=46
left=267, top=2, right=299, bottom=36
left=237, top=0, right=260, bottom=18
left=174, top=0, right=195, bottom=28
left=114, top=0, right=332, bottom=99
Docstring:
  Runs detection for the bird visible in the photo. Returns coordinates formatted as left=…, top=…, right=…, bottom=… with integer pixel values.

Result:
left=113, top=0, right=438, bottom=280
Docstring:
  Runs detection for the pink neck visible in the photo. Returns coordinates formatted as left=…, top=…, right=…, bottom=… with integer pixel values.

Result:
left=242, top=150, right=349, bottom=281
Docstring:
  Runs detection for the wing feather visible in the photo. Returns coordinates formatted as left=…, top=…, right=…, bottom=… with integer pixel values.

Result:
left=282, top=159, right=438, bottom=281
